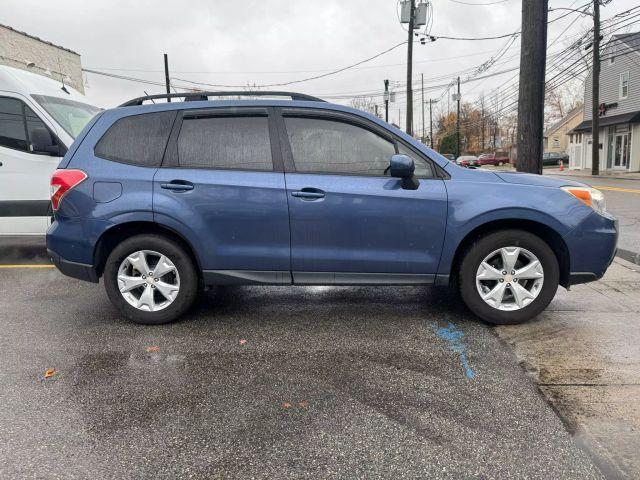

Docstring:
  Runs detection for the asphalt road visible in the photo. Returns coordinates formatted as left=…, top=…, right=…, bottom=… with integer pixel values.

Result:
left=0, top=267, right=602, bottom=479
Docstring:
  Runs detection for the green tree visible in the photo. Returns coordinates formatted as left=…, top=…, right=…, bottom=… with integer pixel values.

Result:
left=438, top=133, right=457, bottom=154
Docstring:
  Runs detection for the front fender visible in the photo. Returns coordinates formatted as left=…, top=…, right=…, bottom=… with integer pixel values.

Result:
left=437, top=180, right=593, bottom=276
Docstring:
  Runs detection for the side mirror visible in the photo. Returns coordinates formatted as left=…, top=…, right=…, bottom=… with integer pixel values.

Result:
left=389, top=154, right=419, bottom=190
left=30, top=128, right=60, bottom=156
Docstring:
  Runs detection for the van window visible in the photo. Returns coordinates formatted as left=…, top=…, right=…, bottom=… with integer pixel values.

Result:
left=95, top=111, right=176, bottom=166
left=177, top=116, right=273, bottom=171
left=284, top=116, right=395, bottom=176
left=0, top=96, right=59, bottom=153
left=32, top=95, right=100, bottom=138
left=0, top=97, right=29, bottom=151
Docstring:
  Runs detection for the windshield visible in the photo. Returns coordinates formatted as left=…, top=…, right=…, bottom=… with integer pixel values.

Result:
left=31, top=95, right=101, bottom=138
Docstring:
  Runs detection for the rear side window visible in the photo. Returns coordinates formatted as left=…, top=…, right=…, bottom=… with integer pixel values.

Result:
left=177, top=116, right=273, bottom=171
left=284, top=116, right=395, bottom=176
left=95, top=111, right=175, bottom=166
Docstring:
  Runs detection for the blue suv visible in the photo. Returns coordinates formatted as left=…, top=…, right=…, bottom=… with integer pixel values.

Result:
left=47, top=92, right=618, bottom=325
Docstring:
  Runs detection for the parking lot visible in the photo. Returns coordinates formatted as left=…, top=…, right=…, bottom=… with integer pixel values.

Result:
left=2, top=178, right=640, bottom=479
left=1, top=251, right=612, bottom=479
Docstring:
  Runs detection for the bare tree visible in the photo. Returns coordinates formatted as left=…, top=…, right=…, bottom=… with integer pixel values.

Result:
left=350, top=96, right=378, bottom=116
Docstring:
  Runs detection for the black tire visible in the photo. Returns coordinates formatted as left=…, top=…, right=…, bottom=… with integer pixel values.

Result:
left=104, top=234, right=198, bottom=325
left=459, top=229, right=559, bottom=325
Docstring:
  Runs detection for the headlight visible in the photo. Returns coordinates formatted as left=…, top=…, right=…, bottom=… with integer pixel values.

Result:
left=561, top=186, right=606, bottom=214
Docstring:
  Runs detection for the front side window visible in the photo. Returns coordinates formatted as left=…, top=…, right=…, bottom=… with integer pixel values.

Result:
left=620, top=72, right=629, bottom=99
left=177, top=115, right=273, bottom=170
left=0, top=96, right=60, bottom=154
left=95, top=111, right=176, bottom=166
left=397, top=143, right=434, bottom=177
left=284, top=116, right=395, bottom=176
left=32, top=95, right=100, bottom=138
left=0, top=97, right=28, bottom=151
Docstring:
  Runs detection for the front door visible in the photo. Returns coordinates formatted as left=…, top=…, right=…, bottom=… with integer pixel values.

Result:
left=278, top=110, right=448, bottom=284
left=613, top=133, right=630, bottom=170
left=0, top=96, right=61, bottom=235
left=154, top=107, right=291, bottom=283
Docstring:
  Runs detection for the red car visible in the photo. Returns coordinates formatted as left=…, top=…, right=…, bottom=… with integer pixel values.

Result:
left=477, top=153, right=510, bottom=166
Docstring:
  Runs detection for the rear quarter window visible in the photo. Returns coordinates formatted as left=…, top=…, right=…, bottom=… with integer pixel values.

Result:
left=94, top=111, right=176, bottom=166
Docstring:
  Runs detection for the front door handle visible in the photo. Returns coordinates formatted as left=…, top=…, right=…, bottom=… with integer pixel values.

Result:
left=291, top=188, right=325, bottom=200
left=161, top=181, right=194, bottom=192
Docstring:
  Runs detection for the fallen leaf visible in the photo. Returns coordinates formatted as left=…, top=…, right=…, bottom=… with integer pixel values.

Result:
left=298, top=401, right=309, bottom=408
left=282, top=402, right=292, bottom=408
left=239, top=339, right=248, bottom=345
left=43, top=368, right=57, bottom=379
left=145, top=346, right=160, bottom=352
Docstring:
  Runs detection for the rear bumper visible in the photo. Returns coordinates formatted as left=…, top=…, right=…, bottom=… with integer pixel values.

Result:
left=564, top=211, right=618, bottom=286
left=47, top=248, right=98, bottom=283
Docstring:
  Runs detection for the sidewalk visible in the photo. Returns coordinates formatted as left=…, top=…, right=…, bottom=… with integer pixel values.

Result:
left=544, top=168, right=640, bottom=181
left=496, top=257, right=640, bottom=479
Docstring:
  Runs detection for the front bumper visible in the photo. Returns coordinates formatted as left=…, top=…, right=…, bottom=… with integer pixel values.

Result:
left=564, top=211, right=618, bottom=286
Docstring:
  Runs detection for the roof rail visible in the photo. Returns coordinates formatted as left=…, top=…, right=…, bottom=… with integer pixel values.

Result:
left=119, top=91, right=325, bottom=107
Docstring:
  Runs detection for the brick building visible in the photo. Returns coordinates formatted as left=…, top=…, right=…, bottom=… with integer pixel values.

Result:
left=0, top=23, right=83, bottom=93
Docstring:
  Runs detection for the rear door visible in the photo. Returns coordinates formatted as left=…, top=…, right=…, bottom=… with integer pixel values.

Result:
left=277, top=108, right=448, bottom=284
left=154, top=107, right=291, bottom=284
left=0, top=96, right=63, bottom=235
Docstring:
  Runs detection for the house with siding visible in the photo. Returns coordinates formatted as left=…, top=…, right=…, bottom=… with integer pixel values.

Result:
left=544, top=106, right=583, bottom=154
left=568, top=32, right=640, bottom=172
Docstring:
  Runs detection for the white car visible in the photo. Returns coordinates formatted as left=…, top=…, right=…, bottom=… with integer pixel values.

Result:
left=0, top=65, right=100, bottom=235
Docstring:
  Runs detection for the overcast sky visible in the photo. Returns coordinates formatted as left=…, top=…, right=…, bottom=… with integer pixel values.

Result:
left=2, top=0, right=637, bottom=129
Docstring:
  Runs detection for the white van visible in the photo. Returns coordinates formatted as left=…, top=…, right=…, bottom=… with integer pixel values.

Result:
left=0, top=65, right=100, bottom=235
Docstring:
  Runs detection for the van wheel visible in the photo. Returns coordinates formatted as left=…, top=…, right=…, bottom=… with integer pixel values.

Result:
left=458, top=230, right=559, bottom=325
left=104, top=234, right=198, bottom=325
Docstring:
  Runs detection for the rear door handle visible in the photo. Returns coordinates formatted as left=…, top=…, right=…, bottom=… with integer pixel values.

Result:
left=291, top=188, right=325, bottom=200
left=161, top=181, right=194, bottom=192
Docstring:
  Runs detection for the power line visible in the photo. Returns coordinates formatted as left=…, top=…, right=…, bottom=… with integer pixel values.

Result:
left=172, top=41, right=408, bottom=89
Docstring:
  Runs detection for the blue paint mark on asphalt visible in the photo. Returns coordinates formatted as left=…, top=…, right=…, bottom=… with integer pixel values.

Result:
left=436, top=322, right=476, bottom=379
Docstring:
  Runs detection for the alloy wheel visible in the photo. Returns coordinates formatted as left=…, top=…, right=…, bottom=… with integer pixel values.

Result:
left=475, top=246, right=544, bottom=311
left=117, top=250, right=180, bottom=312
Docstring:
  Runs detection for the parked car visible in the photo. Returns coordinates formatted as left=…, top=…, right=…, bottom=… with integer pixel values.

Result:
left=0, top=65, right=101, bottom=235
left=456, top=155, right=478, bottom=167
left=47, top=92, right=617, bottom=326
left=441, top=153, right=456, bottom=162
left=543, top=152, right=569, bottom=166
left=477, top=153, right=510, bottom=166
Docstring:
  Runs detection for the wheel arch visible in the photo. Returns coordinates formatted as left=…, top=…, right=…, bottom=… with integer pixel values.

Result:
left=94, top=221, right=203, bottom=283
left=448, top=219, right=570, bottom=289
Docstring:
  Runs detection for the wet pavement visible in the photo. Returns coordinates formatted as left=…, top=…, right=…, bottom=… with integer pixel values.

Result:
left=497, top=258, right=640, bottom=479
left=0, top=266, right=603, bottom=479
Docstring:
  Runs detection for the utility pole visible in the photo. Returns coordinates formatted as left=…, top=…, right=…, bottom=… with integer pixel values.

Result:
left=421, top=74, right=425, bottom=143
left=384, top=79, right=390, bottom=122
left=163, top=53, right=171, bottom=102
left=591, top=0, right=601, bottom=175
left=429, top=99, right=437, bottom=148
left=406, top=0, right=416, bottom=136
left=456, top=76, right=461, bottom=158
left=516, top=0, right=548, bottom=174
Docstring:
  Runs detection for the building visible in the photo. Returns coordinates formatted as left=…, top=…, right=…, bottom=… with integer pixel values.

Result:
left=0, top=23, right=83, bottom=93
left=569, top=31, right=640, bottom=172
left=544, top=106, right=583, bottom=154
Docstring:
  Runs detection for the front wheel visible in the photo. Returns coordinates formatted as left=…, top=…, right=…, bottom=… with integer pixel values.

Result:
left=104, top=234, right=198, bottom=324
left=458, top=230, right=559, bottom=325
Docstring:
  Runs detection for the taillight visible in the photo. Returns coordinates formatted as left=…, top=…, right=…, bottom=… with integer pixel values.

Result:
left=50, top=169, right=87, bottom=211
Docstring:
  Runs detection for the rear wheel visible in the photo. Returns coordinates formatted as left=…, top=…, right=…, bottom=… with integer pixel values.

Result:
left=458, top=230, right=559, bottom=324
left=104, top=234, right=198, bottom=324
